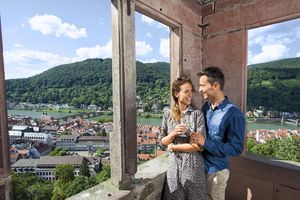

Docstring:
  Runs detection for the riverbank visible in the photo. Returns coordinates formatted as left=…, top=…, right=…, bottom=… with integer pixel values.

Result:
left=7, top=110, right=299, bottom=130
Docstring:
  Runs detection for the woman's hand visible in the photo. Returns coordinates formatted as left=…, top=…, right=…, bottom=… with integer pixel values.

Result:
left=171, top=124, right=186, bottom=137
left=161, top=124, right=187, bottom=146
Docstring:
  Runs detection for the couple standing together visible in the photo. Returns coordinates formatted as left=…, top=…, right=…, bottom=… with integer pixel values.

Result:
left=160, top=66, right=245, bottom=200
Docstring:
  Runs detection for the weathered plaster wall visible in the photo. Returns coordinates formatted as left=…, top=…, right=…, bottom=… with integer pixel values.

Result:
left=202, top=0, right=300, bottom=199
left=202, top=29, right=247, bottom=109
left=0, top=23, right=12, bottom=200
left=135, top=0, right=204, bottom=107
left=202, top=0, right=300, bottom=110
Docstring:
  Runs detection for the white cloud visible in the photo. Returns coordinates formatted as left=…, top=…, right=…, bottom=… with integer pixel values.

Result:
left=140, top=58, right=157, bottom=63
left=296, top=27, right=300, bottom=38
left=4, top=49, right=72, bottom=67
left=141, top=15, right=169, bottom=32
left=28, top=14, right=87, bottom=39
left=248, top=44, right=289, bottom=64
left=249, top=31, right=293, bottom=48
left=248, top=24, right=277, bottom=41
left=248, top=35, right=264, bottom=47
left=159, top=38, right=169, bottom=58
left=9, top=67, right=46, bottom=79
left=264, top=33, right=293, bottom=45
left=76, top=40, right=112, bottom=59
left=4, top=49, right=73, bottom=78
left=136, top=41, right=153, bottom=56
left=156, top=22, right=169, bottom=32
left=146, top=32, right=152, bottom=37
left=141, top=15, right=155, bottom=26
left=3, top=39, right=113, bottom=79
left=297, top=52, right=300, bottom=57
left=14, top=43, right=23, bottom=48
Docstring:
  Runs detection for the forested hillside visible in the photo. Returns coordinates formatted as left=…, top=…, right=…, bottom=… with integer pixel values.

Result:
left=5, top=58, right=170, bottom=109
left=247, top=57, right=300, bottom=112
left=6, top=57, right=300, bottom=112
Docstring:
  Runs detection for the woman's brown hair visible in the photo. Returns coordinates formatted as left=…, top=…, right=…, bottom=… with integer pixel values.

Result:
left=171, top=77, right=195, bottom=122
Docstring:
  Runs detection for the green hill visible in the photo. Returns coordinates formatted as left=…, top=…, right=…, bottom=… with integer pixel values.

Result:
left=5, top=57, right=300, bottom=112
left=247, top=57, right=300, bottom=112
left=5, top=58, right=170, bottom=110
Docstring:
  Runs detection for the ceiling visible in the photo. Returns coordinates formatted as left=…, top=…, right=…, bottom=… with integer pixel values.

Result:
left=193, top=0, right=215, bottom=6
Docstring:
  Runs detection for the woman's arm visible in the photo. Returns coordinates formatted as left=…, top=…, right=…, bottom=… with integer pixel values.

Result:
left=160, top=112, right=186, bottom=146
left=167, top=110, right=205, bottom=152
left=169, top=142, right=201, bottom=152
left=161, top=124, right=186, bottom=145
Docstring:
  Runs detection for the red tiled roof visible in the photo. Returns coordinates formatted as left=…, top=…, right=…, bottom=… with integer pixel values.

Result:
left=145, top=132, right=158, bottom=138
left=141, top=139, right=157, bottom=145
left=18, top=150, right=29, bottom=155
left=156, top=150, right=167, bottom=156
left=137, top=154, right=151, bottom=160
left=10, top=153, right=19, bottom=158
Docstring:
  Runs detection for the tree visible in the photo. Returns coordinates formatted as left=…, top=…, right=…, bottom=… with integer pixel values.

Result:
left=100, top=128, right=107, bottom=136
left=53, top=164, right=75, bottom=183
left=12, top=172, right=53, bottom=200
left=79, top=159, right=91, bottom=177
left=51, top=180, right=70, bottom=200
left=96, top=165, right=111, bottom=183
left=52, top=164, right=75, bottom=200
left=49, top=147, right=68, bottom=156
left=95, top=147, right=106, bottom=157
left=251, top=139, right=277, bottom=157
left=247, top=136, right=300, bottom=162
left=64, top=176, right=97, bottom=197
left=12, top=172, right=31, bottom=200
left=275, top=136, right=300, bottom=162
left=246, top=138, right=256, bottom=152
left=28, top=182, right=53, bottom=200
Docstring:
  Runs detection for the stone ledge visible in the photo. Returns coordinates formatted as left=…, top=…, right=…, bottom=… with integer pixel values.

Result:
left=67, top=153, right=169, bottom=200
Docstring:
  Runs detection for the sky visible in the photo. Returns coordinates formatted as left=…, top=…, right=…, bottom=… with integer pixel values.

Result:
left=0, top=0, right=300, bottom=79
left=248, top=19, right=300, bottom=65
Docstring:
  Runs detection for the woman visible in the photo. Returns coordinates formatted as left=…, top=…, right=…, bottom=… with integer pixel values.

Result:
left=160, top=77, right=207, bottom=200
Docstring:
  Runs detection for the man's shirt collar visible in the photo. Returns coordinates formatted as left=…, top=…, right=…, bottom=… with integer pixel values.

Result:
left=208, top=97, right=229, bottom=111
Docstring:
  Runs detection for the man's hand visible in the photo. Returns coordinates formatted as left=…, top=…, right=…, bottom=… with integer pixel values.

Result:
left=167, top=143, right=174, bottom=152
left=190, top=132, right=205, bottom=148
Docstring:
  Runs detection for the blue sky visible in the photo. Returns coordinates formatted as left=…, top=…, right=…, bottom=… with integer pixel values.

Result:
left=248, top=19, right=300, bottom=65
left=0, top=0, right=299, bottom=79
left=0, top=0, right=169, bottom=79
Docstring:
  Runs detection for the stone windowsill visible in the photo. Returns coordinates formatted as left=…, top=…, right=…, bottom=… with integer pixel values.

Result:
left=67, top=153, right=169, bottom=200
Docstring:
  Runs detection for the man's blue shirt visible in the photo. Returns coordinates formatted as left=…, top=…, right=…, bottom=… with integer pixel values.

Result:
left=202, top=97, right=245, bottom=174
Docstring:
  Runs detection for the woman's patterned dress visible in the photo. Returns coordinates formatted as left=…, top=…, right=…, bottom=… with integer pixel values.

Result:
left=160, top=107, right=207, bottom=200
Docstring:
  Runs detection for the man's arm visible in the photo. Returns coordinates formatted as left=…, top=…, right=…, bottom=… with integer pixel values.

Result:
left=192, top=110, right=245, bottom=157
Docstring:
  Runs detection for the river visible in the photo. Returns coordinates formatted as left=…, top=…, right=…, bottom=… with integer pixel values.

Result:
left=7, top=110, right=298, bottom=131
left=8, top=109, right=77, bottom=119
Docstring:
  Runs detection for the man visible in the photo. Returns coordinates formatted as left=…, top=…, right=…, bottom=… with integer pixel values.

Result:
left=191, top=66, right=245, bottom=200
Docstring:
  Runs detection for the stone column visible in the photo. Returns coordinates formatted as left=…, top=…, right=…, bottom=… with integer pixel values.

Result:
left=0, top=20, right=12, bottom=200
left=170, top=27, right=182, bottom=88
left=110, top=0, right=137, bottom=189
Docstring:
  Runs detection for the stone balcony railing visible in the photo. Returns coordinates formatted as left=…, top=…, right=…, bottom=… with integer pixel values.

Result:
left=67, top=153, right=169, bottom=200
left=68, top=152, right=300, bottom=200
